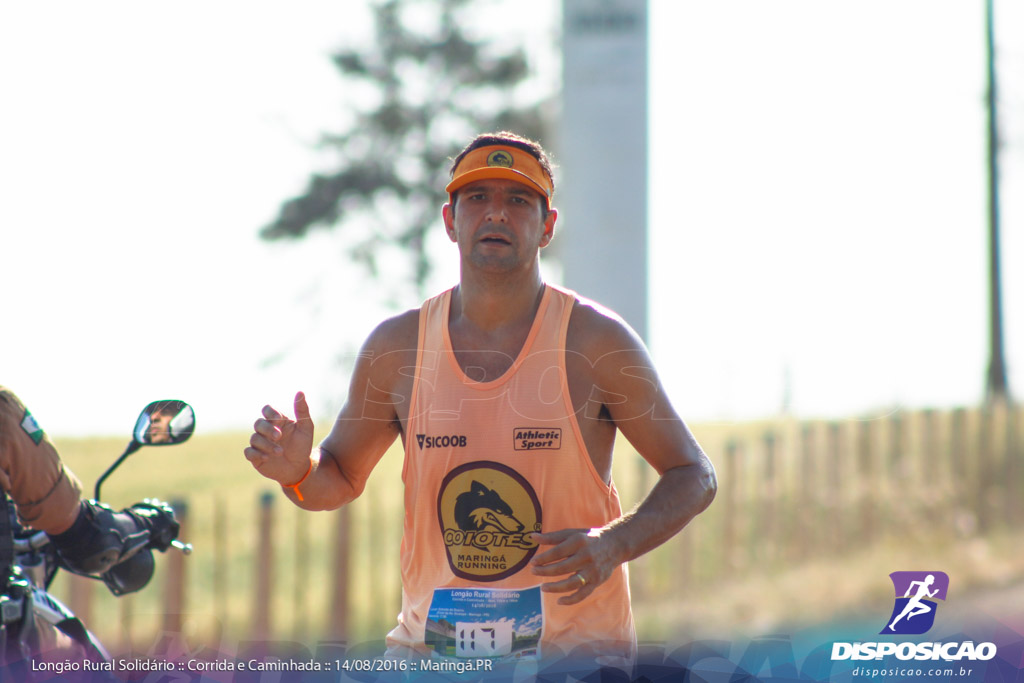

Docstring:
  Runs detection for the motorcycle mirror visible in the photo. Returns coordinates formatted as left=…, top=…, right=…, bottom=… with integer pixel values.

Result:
left=94, top=400, right=196, bottom=500
left=132, top=400, right=196, bottom=447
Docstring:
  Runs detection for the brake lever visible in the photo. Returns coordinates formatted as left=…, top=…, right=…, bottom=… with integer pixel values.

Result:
left=171, top=539, right=193, bottom=555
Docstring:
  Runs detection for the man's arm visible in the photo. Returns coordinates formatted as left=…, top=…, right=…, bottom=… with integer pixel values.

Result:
left=531, top=308, right=717, bottom=604
left=243, top=312, right=417, bottom=511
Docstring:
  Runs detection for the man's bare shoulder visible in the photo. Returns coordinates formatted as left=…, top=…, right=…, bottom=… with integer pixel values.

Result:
left=362, top=308, right=421, bottom=359
left=566, top=294, right=646, bottom=358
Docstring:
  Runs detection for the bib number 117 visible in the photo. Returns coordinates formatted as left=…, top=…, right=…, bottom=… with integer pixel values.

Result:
left=455, top=621, right=513, bottom=657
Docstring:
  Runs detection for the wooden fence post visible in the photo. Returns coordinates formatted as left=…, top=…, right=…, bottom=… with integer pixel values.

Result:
left=253, top=492, right=274, bottom=640
left=164, top=499, right=189, bottom=635
left=329, top=506, right=351, bottom=641
left=630, top=451, right=654, bottom=598
left=368, top=482, right=388, bottom=633
left=721, top=440, right=740, bottom=575
left=760, top=431, right=778, bottom=564
left=950, top=408, right=970, bottom=533
left=856, top=419, right=876, bottom=543
left=293, top=507, right=310, bottom=641
left=213, top=497, right=228, bottom=634
left=1008, top=403, right=1022, bottom=525
left=920, top=409, right=937, bottom=525
left=977, top=407, right=993, bottom=533
left=676, top=508, right=695, bottom=591
left=886, top=413, right=906, bottom=535
left=67, top=574, right=93, bottom=635
left=826, top=422, right=843, bottom=552
left=119, top=595, right=133, bottom=654
left=797, top=423, right=817, bottom=559
left=990, top=401, right=1010, bottom=532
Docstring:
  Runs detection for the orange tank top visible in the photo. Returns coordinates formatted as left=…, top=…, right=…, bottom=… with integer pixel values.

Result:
left=386, top=284, right=635, bottom=661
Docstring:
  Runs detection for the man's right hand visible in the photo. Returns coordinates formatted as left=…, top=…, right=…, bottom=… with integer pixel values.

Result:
left=244, top=391, right=315, bottom=485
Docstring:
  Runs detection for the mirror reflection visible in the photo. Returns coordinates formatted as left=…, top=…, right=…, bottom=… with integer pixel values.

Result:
left=134, top=400, right=195, bottom=445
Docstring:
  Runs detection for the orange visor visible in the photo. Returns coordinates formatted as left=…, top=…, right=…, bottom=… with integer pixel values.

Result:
left=445, top=146, right=553, bottom=206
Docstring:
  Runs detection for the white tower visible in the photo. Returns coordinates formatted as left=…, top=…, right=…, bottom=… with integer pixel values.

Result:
left=559, top=0, right=648, bottom=340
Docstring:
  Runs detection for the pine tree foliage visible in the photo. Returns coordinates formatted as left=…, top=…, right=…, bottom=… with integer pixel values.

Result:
left=260, top=0, right=552, bottom=294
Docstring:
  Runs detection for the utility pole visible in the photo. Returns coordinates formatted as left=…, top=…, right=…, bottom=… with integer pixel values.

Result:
left=985, top=0, right=1009, bottom=402
left=560, top=0, right=649, bottom=342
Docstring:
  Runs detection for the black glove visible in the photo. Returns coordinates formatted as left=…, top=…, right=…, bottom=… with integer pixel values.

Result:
left=49, top=499, right=179, bottom=575
left=101, top=548, right=155, bottom=596
left=128, top=499, right=180, bottom=552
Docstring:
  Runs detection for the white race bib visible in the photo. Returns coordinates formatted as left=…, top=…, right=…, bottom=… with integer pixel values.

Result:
left=425, top=586, right=543, bottom=661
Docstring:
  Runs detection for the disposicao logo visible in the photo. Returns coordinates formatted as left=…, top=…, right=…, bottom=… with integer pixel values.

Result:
left=831, top=571, right=997, bottom=663
left=881, top=571, right=949, bottom=635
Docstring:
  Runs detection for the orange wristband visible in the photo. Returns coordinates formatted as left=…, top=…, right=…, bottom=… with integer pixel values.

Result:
left=282, top=459, right=313, bottom=501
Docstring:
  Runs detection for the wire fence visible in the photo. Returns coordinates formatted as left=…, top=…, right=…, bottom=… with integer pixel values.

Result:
left=60, top=401, right=1023, bottom=654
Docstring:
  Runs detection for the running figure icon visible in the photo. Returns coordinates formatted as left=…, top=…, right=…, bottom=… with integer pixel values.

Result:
left=881, top=571, right=949, bottom=635
left=888, top=574, right=938, bottom=631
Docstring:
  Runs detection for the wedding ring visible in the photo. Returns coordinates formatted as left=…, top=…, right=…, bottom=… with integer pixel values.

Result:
left=574, top=572, right=587, bottom=588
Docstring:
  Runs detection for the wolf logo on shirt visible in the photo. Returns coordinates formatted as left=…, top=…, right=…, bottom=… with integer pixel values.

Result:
left=438, top=461, right=542, bottom=581
left=455, top=481, right=526, bottom=534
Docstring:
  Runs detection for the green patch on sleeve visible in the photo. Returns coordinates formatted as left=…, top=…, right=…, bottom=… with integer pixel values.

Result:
left=20, top=409, right=45, bottom=446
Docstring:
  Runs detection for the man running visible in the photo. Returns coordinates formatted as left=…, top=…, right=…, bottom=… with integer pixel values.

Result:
left=245, top=132, right=717, bottom=662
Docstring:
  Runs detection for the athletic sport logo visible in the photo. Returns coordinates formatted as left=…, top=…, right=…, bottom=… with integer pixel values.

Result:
left=513, top=428, right=561, bottom=451
left=880, top=571, right=950, bottom=635
left=437, top=461, right=541, bottom=582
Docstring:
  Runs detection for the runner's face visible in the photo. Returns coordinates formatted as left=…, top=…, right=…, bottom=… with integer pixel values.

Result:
left=444, top=179, right=555, bottom=272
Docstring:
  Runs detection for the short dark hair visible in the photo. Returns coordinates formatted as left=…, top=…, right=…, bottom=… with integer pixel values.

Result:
left=448, top=131, right=555, bottom=216
left=148, top=402, right=179, bottom=417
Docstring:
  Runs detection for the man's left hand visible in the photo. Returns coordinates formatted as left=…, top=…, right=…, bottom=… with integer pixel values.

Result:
left=529, top=528, right=620, bottom=605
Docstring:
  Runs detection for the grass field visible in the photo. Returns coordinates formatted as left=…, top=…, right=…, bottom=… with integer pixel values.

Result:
left=43, top=404, right=1024, bottom=656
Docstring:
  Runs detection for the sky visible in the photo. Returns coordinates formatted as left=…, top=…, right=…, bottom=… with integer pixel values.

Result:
left=649, top=1, right=1022, bottom=420
left=1, top=1, right=1020, bottom=437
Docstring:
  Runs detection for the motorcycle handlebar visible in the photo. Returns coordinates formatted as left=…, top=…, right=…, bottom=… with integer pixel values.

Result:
left=15, top=498, right=191, bottom=576
left=13, top=531, right=50, bottom=553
